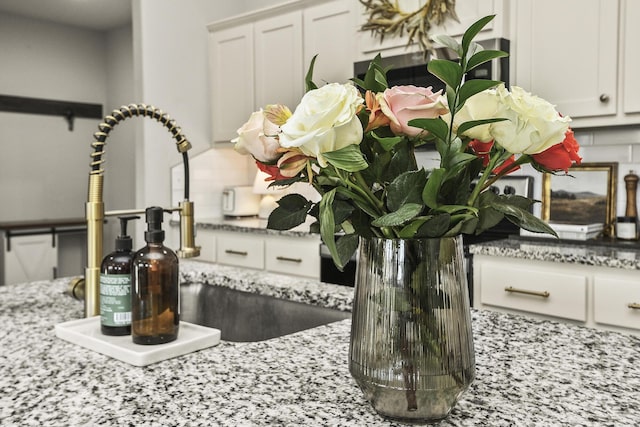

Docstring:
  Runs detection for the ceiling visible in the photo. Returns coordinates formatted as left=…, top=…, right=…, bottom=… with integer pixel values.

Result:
left=0, top=0, right=132, bottom=31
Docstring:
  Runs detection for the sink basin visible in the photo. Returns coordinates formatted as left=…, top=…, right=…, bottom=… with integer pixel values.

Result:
left=180, top=282, right=351, bottom=342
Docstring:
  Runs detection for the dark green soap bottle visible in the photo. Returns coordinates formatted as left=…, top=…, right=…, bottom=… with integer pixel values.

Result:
left=132, top=207, right=179, bottom=345
left=100, top=216, right=139, bottom=336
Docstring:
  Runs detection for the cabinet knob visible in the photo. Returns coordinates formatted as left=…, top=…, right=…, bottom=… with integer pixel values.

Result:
left=599, top=94, right=610, bottom=103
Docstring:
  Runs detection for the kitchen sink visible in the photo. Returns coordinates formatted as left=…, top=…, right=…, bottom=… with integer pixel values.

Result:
left=180, top=282, right=351, bottom=342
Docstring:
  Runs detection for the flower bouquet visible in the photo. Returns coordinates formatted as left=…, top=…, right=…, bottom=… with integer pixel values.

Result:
left=233, top=15, right=581, bottom=269
left=233, top=15, right=581, bottom=422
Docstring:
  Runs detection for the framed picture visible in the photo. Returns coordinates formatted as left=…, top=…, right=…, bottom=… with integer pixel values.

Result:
left=542, top=162, right=618, bottom=236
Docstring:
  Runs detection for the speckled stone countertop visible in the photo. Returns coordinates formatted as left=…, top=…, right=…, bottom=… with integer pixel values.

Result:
left=184, top=217, right=319, bottom=238
left=2, top=260, right=640, bottom=426
left=470, top=237, right=640, bottom=270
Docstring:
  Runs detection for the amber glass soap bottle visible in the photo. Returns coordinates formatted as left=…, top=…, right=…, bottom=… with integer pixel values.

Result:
left=132, top=207, right=179, bottom=345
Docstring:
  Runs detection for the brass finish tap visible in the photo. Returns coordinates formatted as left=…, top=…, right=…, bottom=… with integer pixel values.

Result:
left=82, top=104, right=200, bottom=318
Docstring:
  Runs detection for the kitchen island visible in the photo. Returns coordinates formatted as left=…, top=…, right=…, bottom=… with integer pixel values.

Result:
left=1, top=260, right=639, bottom=426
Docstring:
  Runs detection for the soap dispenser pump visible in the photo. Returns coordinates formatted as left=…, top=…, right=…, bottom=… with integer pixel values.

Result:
left=100, top=215, right=139, bottom=336
left=132, top=206, right=180, bottom=345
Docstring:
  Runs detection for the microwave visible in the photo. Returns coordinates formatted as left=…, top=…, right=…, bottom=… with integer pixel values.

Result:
left=353, top=38, right=510, bottom=94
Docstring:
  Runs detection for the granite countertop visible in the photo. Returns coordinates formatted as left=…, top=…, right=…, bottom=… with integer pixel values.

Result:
left=184, top=217, right=318, bottom=238
left=2, top=260, right=640, bottom=426
left=470, top=237, right=640, bottom=271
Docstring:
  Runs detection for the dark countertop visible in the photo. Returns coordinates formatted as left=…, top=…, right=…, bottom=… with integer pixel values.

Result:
left=1, top=260, right=640, bottom=426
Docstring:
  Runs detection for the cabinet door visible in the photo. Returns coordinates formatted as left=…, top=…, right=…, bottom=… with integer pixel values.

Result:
left=217, top=233, right=264, bottom=269
left=3, top=234, right=56, bottom=285
left=515, top=0, right=618, bottom=118
left=303, top=0, right=358, bottom=84
left=265, top=236, right=320, bottom=279
left=594, top=272, right=640, bottom=331
left=195, top=229, right=217, bottom=263
left=622, top=0, right=640, bottom=114
left=210, top=24, right=254, bottom=143
left=254, top=11, right=303, bottom=110
left=477, top=257, right=587, bottom=321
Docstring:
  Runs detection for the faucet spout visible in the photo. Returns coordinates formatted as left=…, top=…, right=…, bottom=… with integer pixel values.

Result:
left=84, top=104, right=200, bottom=318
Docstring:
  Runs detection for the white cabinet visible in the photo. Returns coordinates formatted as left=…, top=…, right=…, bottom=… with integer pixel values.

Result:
left=303, top=0, right=358, bottom=84
left=477, top=256, right=587, bottom=322
left=208, top=0, right=358, bottom=144
left=514, top=0, right=639, bottom=128
left=217, top=232, right=265, bottom=270
left=254, top=11, right=304, bottom=109
left=593, top=271, right=640, bottom=330
left=474, top=254, right=640, bottom=335
left=209, top=24, right=254, bottom=143
left=2, top=234, right=57, bottom=286
left=622, top=0, right=640, bottom=115
left=265, top=236, right=320, bottom=279
left=195, top=228, right=217, bottom=263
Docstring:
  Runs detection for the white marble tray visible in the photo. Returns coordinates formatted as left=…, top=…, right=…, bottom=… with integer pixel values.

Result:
left=55, top=316, right=221, bottom=367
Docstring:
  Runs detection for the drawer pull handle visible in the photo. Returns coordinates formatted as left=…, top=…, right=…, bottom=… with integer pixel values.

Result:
left=505, top=286, right=550, bottom=298
left=225, top=249, right=248, bottom=256
left=628, top=303, right=640, bottom=310
left=276, top=256, right=302, bottom=263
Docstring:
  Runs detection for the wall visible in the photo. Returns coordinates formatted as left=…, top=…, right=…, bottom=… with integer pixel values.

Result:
left=0, top=12, right=135, bottom=277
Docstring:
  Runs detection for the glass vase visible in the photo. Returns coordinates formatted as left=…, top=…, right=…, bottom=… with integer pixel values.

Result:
left=349, top=236, right=475, bottom=423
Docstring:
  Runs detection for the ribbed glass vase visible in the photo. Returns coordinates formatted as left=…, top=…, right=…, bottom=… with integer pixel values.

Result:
left=349, top=236, right=475, bottom=423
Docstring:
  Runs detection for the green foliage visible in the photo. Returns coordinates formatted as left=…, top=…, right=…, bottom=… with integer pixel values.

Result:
left=266, top=14, right=559, bottom=268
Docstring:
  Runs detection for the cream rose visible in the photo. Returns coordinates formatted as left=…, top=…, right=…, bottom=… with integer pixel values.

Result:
left=490, top=85, right=571, bottom=154
left=279, top=83, right=364, bottom=168
left=445, top=88, right=500, bottom=142
left=379, top=85, right=449, bottom=137
left=232, top=109, right=281, bottom=163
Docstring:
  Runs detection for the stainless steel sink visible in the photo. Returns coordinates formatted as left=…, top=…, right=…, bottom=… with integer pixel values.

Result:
left=180, top=282, right=351, bottom=342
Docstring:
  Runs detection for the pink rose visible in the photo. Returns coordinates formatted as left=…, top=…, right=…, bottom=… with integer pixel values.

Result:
left=379, top=85, right=449, bottom=137
left=232, top=109, right=281, bottom=163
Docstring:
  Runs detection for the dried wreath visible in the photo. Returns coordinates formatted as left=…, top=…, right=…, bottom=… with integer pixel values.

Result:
left=359, top=0, right=458, bottom=57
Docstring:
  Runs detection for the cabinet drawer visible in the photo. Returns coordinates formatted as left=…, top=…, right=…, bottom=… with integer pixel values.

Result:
left=479, top=259, right=587, bottom=321
left=594, top=274, right=640, bottom=331
left=216, top=234, right=264, bottom=269
left=265, top=238, right=320, bottom=279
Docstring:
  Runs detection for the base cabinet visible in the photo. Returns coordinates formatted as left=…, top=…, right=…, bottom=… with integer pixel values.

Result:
left=474, top=254, right=640, bottom=335
left=2, top=234, right=57, bottom=286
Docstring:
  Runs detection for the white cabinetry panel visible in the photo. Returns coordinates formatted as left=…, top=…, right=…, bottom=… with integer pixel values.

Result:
left=3, top=234, right=56, bottom=285
left=594, top=273, right=640, bottom=330
left=622, top=0, right=640, bottom=115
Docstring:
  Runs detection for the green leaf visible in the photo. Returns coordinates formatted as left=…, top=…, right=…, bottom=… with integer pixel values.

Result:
left=323, top=145, right=368, bottom=172
left=427, top=59, right=463, bottom=89
left=371, top=203, right=423, bottom=227
left=444, top=215, right=478, bottom=237
left=422, top=168, right=445, bottom=209
left=407, top=117, right=449, bottom=142
left=335, top=234, right=359, bottom=270
left=267, top=194, right=312, bottom=230
left=387, top=169, right=427, bottom=212
left=305, top=55, right=318, bottom=91
left=398, top=216, right=432, bottom=238
left=457, top=79, right=503, bottom=109
left=371, top=132, right=403, bottom=151
left=435, top=204, right=478, bottom=215
left=413, top=214, right=451, bottom=238
left=431, top=34, right=462, bottom=56
left=319, top=189, right=340, bottom=267
left=467, top=49, right=509, bottom=71
left=462, top=15, right=495, bottom=56
left=496, top=204, right=558, bottom=237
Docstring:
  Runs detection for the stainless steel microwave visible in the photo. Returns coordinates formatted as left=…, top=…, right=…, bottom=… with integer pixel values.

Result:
left=353, top=38, right=510, bottom=93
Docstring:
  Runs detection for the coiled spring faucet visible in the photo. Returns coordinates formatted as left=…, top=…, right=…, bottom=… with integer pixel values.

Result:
left=83, top=103, right=200, bottom=317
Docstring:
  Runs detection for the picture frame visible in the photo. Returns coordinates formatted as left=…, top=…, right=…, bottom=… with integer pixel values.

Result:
left=542, top=162, right=618, bottom=236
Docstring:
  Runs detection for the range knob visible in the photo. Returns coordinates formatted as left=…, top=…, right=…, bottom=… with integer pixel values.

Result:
left=503, top=185, right=516, bottom=196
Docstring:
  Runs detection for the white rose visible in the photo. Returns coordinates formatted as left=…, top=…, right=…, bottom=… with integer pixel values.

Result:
left=232, top=109, right=281, bottom=163
left=490, top=85, right=571, bottom=154
left=445, top=88, right=500, bottom=142
left=279, top=83, right=364, bottom=167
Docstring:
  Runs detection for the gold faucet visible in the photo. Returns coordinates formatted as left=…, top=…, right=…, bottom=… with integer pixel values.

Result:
left=82, top=104, right=200, bottom=317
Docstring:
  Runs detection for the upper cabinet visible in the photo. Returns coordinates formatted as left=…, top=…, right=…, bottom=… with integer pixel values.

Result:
left=514, top=0, right=640, bottom=128
left=208, top=0, right=358, bottom=144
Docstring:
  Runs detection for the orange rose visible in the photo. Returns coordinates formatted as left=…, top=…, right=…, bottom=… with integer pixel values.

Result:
left=364, top=90, right=390, bottom=132
left=531, top=129, right=581, bottom=173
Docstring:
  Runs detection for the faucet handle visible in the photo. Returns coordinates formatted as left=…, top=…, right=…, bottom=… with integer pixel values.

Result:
left=177, top=200, right=200, bottom=258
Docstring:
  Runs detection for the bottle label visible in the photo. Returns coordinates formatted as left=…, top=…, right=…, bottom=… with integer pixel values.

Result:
left=100, top=274, right=132, bottom=327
